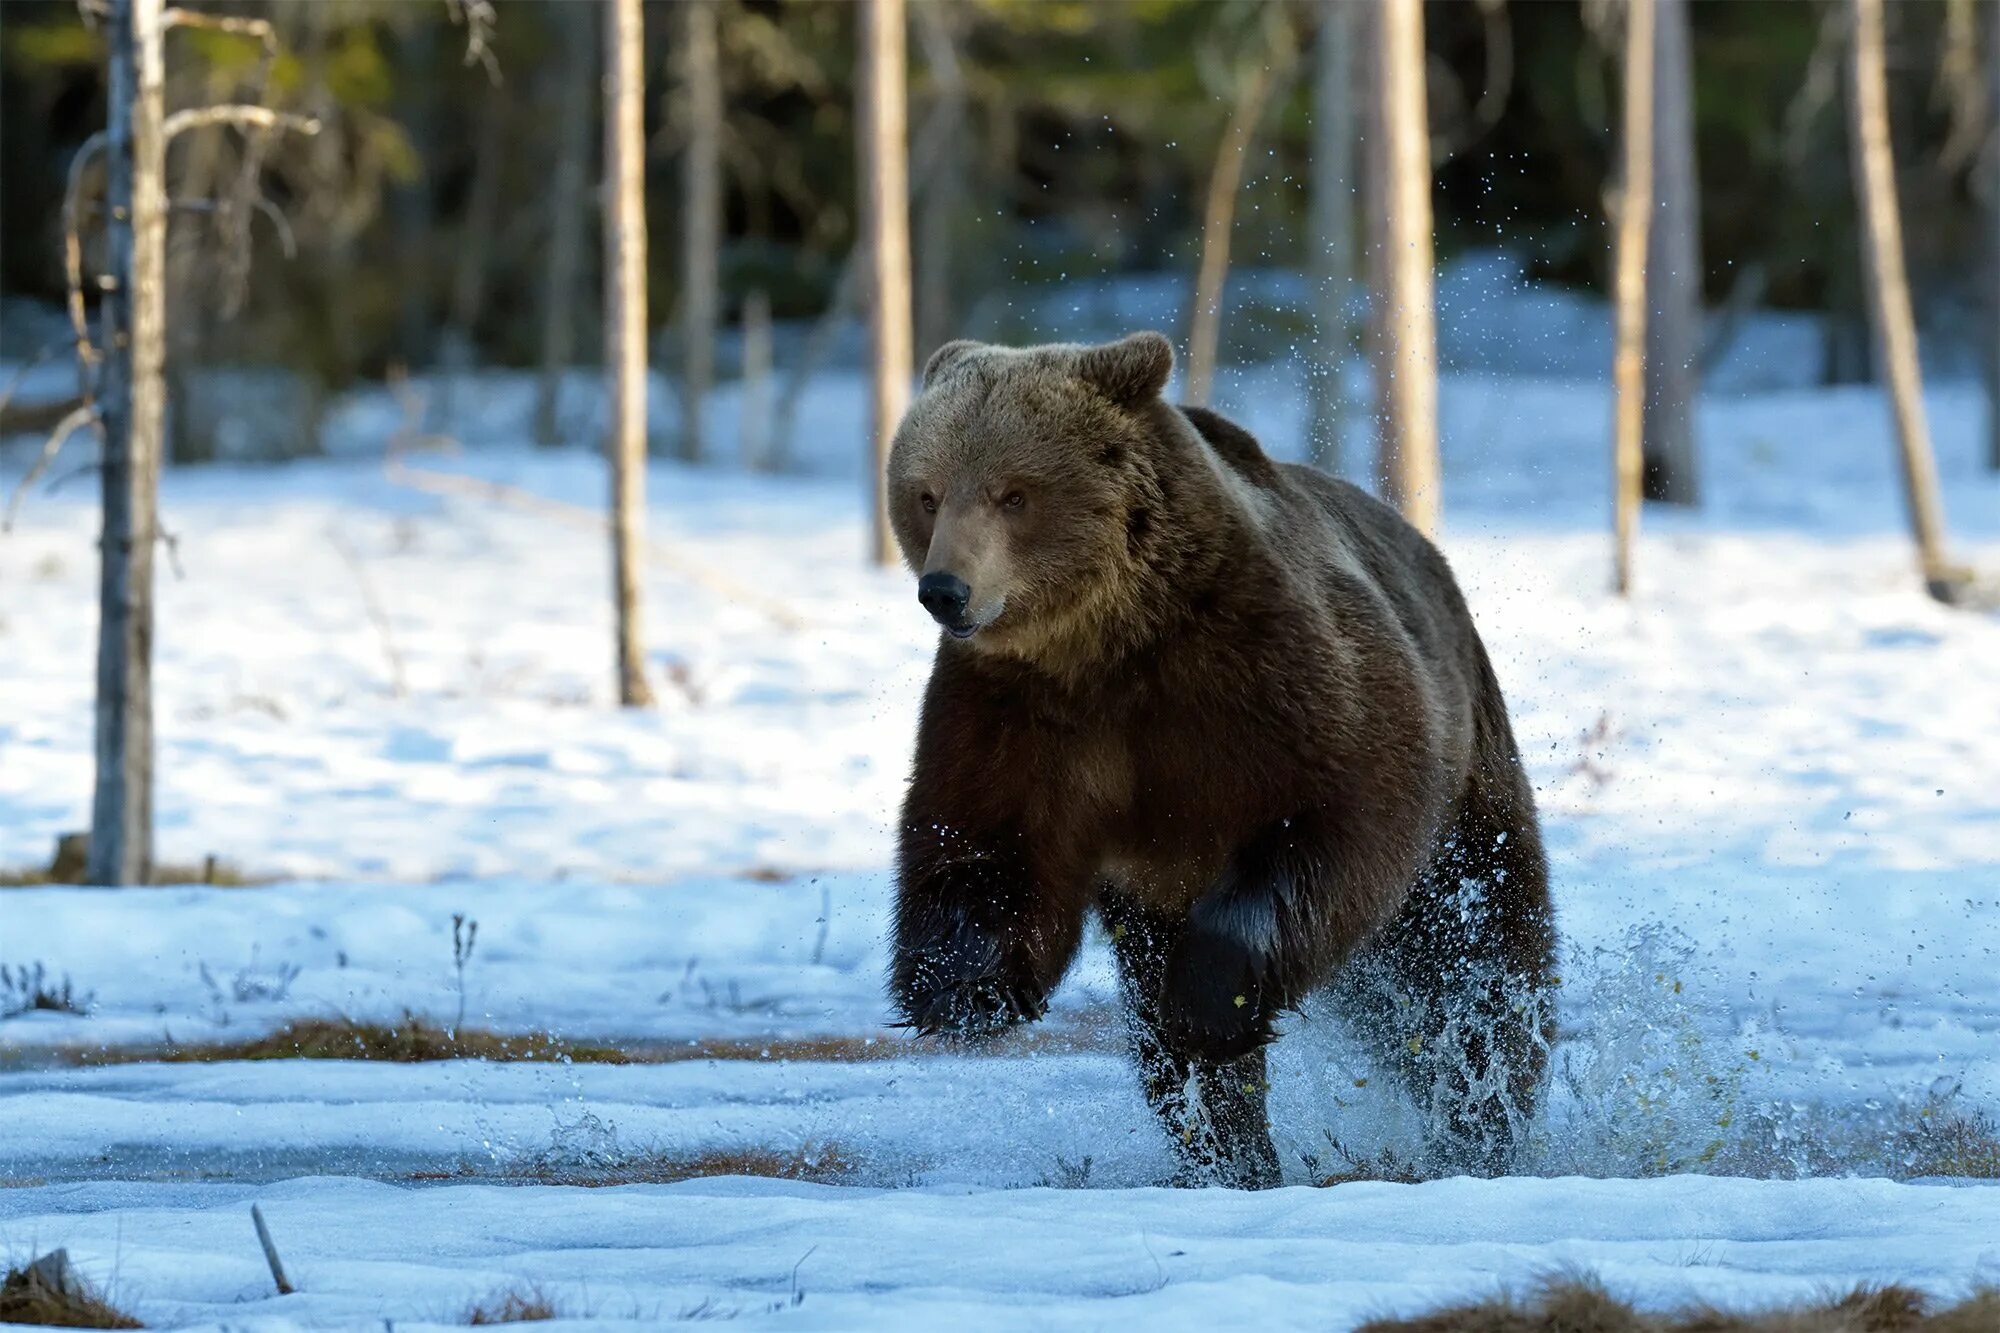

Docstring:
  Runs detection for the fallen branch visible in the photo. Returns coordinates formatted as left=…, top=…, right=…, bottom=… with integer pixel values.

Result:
left=163, top=105, right=321, bottom=142
left=4, top=404, right=100, bottom=532
left=0, top=394, right=84, bottom=441
left=61, top=133, right=107, bottom=398
left=163, top=8, right=277, bottom=51
left=0, top=341, right=61, bottom=424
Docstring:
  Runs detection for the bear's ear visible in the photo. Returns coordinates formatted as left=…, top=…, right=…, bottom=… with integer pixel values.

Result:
left=922, top=339, right=983, bottom=388
left=1076, top=331, right=1173, bottom=405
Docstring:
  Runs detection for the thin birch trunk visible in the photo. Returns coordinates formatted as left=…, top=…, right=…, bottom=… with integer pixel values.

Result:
left=1307, top=0, right=1357, bottom=472
left=860, top=0, right=913, bottom=567
left=913, top=0, right=967, bottom=363
left=606, top=0, right=656, bottom=705
left=1612, top=0, right=1656, bottom=598
left=773, top=97, right=956, bottom=469
left=678, top=0, right=721, bottom=463
left=89, top=0, right=167, bottom=885
left=1371, top=0, right=1440, bottom=538
left=535, top=1, right=593, bottom=447
left=1847, top=0, right=1965, bottom=603
left=1185, top=61, right=1276, bottom=409
left=740, top=288, right=773, bottom=469
left=1643, top=0, right=1700, bottom=505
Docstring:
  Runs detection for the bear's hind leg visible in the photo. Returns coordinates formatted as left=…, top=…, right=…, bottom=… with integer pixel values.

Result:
left=1101, top=890, right=1282, bottom=1189
left=1356, top=782, right=1556, bottom=1176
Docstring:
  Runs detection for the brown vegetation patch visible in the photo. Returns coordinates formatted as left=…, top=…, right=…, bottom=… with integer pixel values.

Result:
left=31, top=1013, right=1125, bottom=1072
left=0, top=835, right=263, bottom=888
left=1359, top=1276, right=2000, bottom=1333
left=56, top=1016, right=632, bottom=1066
left=52, top=1017, right=912, bottom=1068
left=0, top=1254, right=142, bottom=1329
left=463, top=1286, right=559, bottom=1324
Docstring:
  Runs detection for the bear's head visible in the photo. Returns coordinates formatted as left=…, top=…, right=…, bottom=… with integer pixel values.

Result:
left=886, top=330, right=1184, bottom=667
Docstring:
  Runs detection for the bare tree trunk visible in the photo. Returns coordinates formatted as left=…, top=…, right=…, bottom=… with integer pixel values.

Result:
left=912, top=0, right=967, bottom=363
left=0, top=4, right=5, bottom=297
left=605, top=0, right=656, bottom=705
left=1185, top=62, right=1277, bottom=408
left=302, top=10, right=359, bottom=387
left=440, top=80, right=504, bottom=421
left=392, top=19, right=437, bottom=369
left=1370, top=0, right=1441, bottom=537
left=1847, top=0, right=1965, bottom=603
left=164, top=92, right=222, bottom=465
left=773, top=99, right=958, bottom=469
left=1643, top=0, right=1700, bottom=505
left=535, top=1, right=594, bottom=448
left=89, top=0, right=167, bottom=885
left=1612, top=0, right=1656, bottom=599
left=740, top=287, right=773, bottom=468
left=1307, top=0, right=1357, bottom=472
left=1361, top=0, right=1391, bottom=477
left=677, top=0, right=721, bottom=463
left=1987, top=0, right=2000, bottom=472
left=860, top=0, right=913, bottom=567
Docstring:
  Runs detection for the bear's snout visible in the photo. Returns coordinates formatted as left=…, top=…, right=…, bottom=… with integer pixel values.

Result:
left=917, top=571, right=973, bottom=633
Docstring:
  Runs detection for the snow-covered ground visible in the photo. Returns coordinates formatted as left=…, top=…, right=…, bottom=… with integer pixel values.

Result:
left=2, top=358, right=1999, bottom=1327
left=5, top=1176, right=1999, bottom=1331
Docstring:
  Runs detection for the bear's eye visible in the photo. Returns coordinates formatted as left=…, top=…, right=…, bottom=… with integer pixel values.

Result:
left=920, top=493, right=937, bottom=514
left=1002, top=491, right=1026, bottom=511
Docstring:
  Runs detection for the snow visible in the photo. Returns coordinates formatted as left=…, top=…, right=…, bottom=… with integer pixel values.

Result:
left=3, top=1176, right=1999, bottom=1331
left=3, top=342, right=1999, bottom=1326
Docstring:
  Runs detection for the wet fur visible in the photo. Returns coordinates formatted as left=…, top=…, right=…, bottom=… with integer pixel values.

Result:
left=887, top=333, right=1555, bottom=1186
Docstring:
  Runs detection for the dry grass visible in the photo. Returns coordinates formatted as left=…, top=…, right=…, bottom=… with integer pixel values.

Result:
left=463, top=1286, right=559, bottom=1324
left=0, top=835, right=263, bottom=888
left=1359, top=1276, right=2000, bottom=1332
left=0, top=1258, right=142, bottom=1329
left=1896, top=1103, right=2000, bottom=1180
left=1, top=964, right=92, bottom=1019
left=48, top=1016, right=909, bottom=1068
left=28, top=1013, right=1121, bottom=1071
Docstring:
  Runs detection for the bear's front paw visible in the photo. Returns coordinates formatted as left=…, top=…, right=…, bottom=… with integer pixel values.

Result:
left=902, top=971, right=1047, bottom=1043
left=893, top=916, right=1047, bottom=1044
left=1158, top=917, right=1275, bottom=1062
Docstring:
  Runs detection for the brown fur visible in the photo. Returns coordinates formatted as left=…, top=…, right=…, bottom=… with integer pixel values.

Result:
left=885, top=332, right=1556, bottom=1186
left=1358, top=1277, right=2000, bottom=1333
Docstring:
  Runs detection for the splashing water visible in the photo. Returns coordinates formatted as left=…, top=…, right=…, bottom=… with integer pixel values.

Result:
left=1269, top=924, right=1989, bottom=1183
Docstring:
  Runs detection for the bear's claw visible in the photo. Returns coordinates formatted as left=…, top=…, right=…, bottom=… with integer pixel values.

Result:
left=901, top=973, right=1047, bottom=1043
left=893, top=912, right=1049, bottom=1043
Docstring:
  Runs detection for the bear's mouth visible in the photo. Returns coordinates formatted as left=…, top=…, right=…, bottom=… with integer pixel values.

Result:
left=940, top=598, right=1004, bottom=642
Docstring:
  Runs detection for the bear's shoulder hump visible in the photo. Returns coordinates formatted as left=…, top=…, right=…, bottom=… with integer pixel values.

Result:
left=1173, top=405, right=1281, bottom=488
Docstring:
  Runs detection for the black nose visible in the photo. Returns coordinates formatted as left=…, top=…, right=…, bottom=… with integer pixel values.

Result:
left=917, top=572, right=971, bottom=625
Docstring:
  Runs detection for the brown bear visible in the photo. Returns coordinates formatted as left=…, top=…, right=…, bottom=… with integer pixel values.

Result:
left=884, top=331, right=1556, bottom=1187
